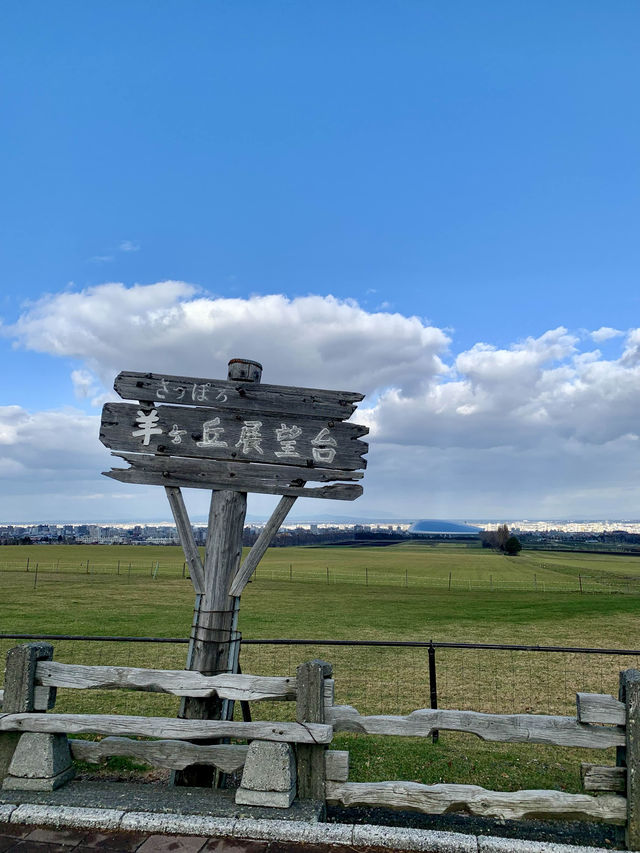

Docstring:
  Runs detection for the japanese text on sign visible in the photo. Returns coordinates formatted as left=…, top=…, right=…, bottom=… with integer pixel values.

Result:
left=132, top=410, right=338, bottom=464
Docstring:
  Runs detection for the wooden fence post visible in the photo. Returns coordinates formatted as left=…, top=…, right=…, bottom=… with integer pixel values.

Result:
left=1, top=643, right=54, bottom=778
left=296, top=659, right=332, bottom=801
left=175, top=359, right=261, bottom=788
left=620, top=668, right=640, bottom=850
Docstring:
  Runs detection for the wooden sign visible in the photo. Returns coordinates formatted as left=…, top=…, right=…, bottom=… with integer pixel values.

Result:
left=101, top=370, right=368, bottom=501
left=114, top=370, right=363, bottom=419
left=97, top=359, right=369, bottom=788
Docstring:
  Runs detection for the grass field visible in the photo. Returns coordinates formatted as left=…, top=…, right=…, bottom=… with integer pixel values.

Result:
left=2, top=541, right=640, bottom=794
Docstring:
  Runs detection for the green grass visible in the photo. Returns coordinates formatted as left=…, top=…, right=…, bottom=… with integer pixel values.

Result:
left=4, top=540, right=640, bottom=592
left=1, top=542, right=639, bottom=794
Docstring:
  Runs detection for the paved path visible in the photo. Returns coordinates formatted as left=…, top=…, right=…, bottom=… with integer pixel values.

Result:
left=1, top=823, right=357, bottom=853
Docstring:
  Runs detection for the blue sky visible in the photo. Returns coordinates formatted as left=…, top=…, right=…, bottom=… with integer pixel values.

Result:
left=1, top=2, right=639, bottom=521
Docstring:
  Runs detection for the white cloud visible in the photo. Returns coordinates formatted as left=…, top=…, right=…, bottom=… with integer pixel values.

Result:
left=590, top=326, right=624, bottom=344
left=5, top=284, right=450, bottom=397
left=3, top=282, right=640, bottom=519
left=71, top=369, right=98, bottom=400
left=119, top=240, right=140, bottom=253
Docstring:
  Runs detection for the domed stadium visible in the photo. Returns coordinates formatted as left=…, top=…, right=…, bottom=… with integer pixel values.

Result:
left=408, top=519, right=481, bottom=539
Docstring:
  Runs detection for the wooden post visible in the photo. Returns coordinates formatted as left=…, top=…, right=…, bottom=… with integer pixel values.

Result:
left=428, top=642, right=438, bottom=744
left=175, top=359, right=261, bottom=788
left=1, top=643, right=54, bottom=779
left=621, top=669, right=640, bottom=850
left=296, top=659, right=331, bottom=801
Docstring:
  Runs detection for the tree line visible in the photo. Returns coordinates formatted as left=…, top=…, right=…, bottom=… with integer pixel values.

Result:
left=480, top=524, right=522, bottom=555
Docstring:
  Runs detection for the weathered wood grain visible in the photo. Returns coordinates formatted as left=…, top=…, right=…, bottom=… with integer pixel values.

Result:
left=176, top=361, right=256, bottom=788
left=33, top=686, right=55, bottom=711
left=114, top=371, right=364, bottom=419
left=581, top=763, right=626, bottom=793
left=35, top=661, right=296, bottom=701
left=69, top=737, right=248, bottom=772
left=0, top=713, right=333, bottom=744
left=105, top=465, right=363, bottom=501
left=577, top=692, right=625, bottom=726
left=296, top=660, right=327, bottom=800
left=164, top=486, right=205, bottom=593
left=230, top=496, right=297, bottom=596
left=100, top=402, right=368, bottom=470
left=175, top=487, right=249, bottom=787
left=112, top=453, right=364, bottom=483
left=325, top=750, right=349, bottom=782
left=327, top=704, right=624, bottom=749
left=324, top=679, right=335, bottom=711
left=3, top=643, right=53, bottom=713
left=623, top=669, right=640, bottom=849
left=325, top=781, right=626, bottom=824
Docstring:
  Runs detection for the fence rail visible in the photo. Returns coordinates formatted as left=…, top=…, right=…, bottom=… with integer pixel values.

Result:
left=2, top=633, right=640, bottom=720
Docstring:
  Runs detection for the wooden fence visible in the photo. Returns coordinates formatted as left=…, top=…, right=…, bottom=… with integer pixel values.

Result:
left=1, top=643, right=640, bottom=849
left=324, top=670, right=640, bottom=850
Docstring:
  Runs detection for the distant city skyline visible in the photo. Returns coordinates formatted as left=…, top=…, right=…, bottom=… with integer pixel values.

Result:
left=1, top=4, right=639, bottom=522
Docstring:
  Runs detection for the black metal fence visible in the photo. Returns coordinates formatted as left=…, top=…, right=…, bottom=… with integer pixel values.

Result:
left=2, top=633, right=639, bottom=721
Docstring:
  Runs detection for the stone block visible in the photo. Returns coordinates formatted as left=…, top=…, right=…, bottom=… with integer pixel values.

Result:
left=236, top=740, right=296, bottom=809
left=3, top=766, right=76, bottom=791
left=239, top=741, right=295, bottom=793
left=235, top=787, right=296, bottom=808
left=0, top=733, right=21, bottom=781
left=2, top=733, right=75, bottom=791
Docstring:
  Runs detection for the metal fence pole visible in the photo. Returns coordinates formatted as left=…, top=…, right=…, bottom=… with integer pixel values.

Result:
left=428, top=641, right=438, bottom=743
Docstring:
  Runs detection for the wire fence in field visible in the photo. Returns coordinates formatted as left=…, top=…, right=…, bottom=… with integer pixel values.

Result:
left=1, top=633, right=638, bottom=722
left=2, top=555, right=639, bottom=594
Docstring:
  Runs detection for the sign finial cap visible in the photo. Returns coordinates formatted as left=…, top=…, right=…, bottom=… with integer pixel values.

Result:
left=227, top=358, right=263, bottom=383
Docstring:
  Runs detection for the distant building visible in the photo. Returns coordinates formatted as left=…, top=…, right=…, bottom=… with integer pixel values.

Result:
left=408, top=520, right=481, bottom=539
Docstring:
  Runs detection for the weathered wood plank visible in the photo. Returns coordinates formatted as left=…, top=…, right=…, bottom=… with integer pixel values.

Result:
left=35, top=661, right=296, bottom=701
left=623, top=669, right=640, bottom=849
left=324, top=679, right=335, bottom=711
left=325, top=750, right=349, bottom=782
left=114, top=371, right=364, bottom=419
left=325, top=781, right=626, bottom=824
left=327, top=705, right=624, bottom=749
left=0, top=713, right=332, bottom=744
left=33, top=686, right=55, bottom=711
left=296, top=660, right=327, bottom=800
left=3, top=643, right=53, bottom=713
left=577, top=692, right=625, bottom=726
left=105, top=466, right=363, bottom=501
left=112, top=453, right=364, bottom=483
left=581, top=763, right=626, bottom=793
left=229, top=496, right=297, bottom=596
left=69, top=737, right=248, bottom=772
left=99, top=402, right=368, bottom=470
left=164, top=487, right=205, bottom=593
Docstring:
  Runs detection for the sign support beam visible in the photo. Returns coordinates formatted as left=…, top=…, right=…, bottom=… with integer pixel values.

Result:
left=230, top=495, right=297, bottom=597
left=174, top=359, right=260, bottom=788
